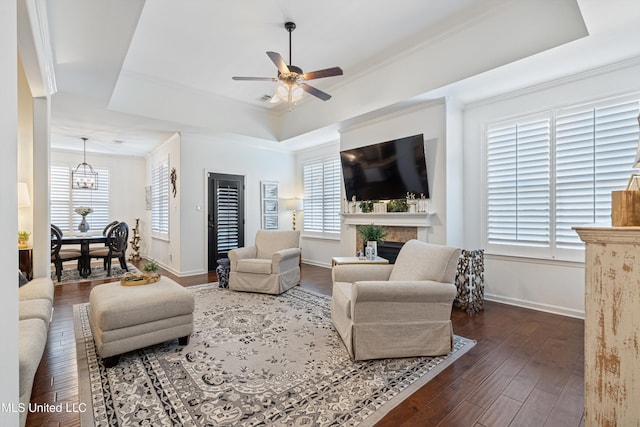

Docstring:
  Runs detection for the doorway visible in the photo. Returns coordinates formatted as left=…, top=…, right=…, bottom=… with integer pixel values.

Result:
left=207, top=173, right=245, bottom=271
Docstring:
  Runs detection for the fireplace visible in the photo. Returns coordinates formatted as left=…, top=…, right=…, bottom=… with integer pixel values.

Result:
left=339, top=212, right=432, bottom=262
left=377, top=241, right=404, bottom=264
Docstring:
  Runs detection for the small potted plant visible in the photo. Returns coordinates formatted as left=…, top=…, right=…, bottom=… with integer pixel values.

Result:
left=358, top=224, right=388, bottom=259
left=18, top=231, right=31, bottom=248
left=141, top=260, right=160, bottom=281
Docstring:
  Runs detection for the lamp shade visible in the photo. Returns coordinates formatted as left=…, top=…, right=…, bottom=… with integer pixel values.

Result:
left=285, top=198, right=303, bottom=211
left=18, top=182, right=31, bottom=208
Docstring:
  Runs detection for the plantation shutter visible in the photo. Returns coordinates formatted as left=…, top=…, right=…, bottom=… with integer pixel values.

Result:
left=555, top=100, right=640, bottom=248
left=151, top=160, right=169, bottom=235
left=487, top=118, right=550, bottom=246
left=216, top=181, right=240, bottom=252
left=72, top=167, right=110, bottom=232
left=51, top=164, right=111, bottom=234
left=51, top=165, right=72, bottom=232
left=303, top=157, right=341, bottom=233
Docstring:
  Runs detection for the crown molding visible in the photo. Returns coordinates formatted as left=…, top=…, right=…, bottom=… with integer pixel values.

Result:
left=17, top=0, right=57, bottom=97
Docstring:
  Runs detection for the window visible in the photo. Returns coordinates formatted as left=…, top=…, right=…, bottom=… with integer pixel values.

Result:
left=50, top=164, right=110, bottom=234
left=151, top=159, right=169, bottom=237
left=303, top=157, right=341, bottom=234
left=486, top=97, right=640, bottom=260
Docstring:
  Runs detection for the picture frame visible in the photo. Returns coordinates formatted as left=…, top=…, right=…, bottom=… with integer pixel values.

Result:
left=262, top=182, right=278, bottom=199
left=263, top=215, right=279, bottom=230
left=145, top=186, right=152, bottom=210
left=261, top=181, right=279, bottom=229
left=263, top=199, right=278, bottom=214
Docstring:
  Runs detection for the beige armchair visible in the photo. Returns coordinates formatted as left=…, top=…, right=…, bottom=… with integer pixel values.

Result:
left=331, top=239, right=461, bottom=360
left=228, top=230, right=301, bottom=295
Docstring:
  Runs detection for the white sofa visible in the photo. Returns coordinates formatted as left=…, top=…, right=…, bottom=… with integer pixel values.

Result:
left=18, top=277, right=54, bottom=427
left=331, top=240, right=461, bottom=360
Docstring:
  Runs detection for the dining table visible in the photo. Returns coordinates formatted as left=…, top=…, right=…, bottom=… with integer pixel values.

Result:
left=60, top=234, right=110, bottom=278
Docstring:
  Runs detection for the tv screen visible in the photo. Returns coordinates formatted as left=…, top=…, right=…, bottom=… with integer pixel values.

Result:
left=340, top=134, right=429, bottom=201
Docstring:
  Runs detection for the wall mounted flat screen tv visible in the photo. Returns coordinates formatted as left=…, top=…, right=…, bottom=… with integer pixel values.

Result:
left=340, top=133, right=429, bottom=201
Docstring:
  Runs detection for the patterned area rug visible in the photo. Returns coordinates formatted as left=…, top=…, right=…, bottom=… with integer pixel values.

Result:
left=73, top=284, right=475, bottom=426
left=53, top=263, right=139, bottom=284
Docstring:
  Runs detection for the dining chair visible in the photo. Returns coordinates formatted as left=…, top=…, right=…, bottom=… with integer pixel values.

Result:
left=89, top=222, right=129, bottom=276
left=89, top=220, right=120, bottom=250
left=50, top=225, right=83, bottom=282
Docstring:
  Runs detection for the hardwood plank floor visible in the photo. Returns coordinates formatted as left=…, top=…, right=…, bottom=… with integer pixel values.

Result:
left=27, top=263, right=584, bottom=426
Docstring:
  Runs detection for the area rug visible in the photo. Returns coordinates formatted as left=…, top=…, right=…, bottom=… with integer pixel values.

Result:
left=53, top=263, right=140, bottom=284
left=73, top=284, right=475, bottom=426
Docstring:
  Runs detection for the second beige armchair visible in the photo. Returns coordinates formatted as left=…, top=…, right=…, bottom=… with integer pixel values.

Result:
left=228, top=230, right=301, bottom=295
left=331, top=239, right=461, bottom=360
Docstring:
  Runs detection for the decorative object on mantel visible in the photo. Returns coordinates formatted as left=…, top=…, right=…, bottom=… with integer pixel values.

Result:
left=72, top=137, right=99, bottom=190
left=418, top=193, right=428, bottom=212
left=454, top=249, right=485, bottom=314
left=170, top=167, right=177, bottom=198
left=611, top=112, right=640, bottom=226
left=406, top=192, right=417, bottom=212
left=128, top=218, right=141, bottom=262
left=350, top=195, right=357, bottom=213
left=373, top=201, right=387, bottom=213
left=74, top=206, right=93, bottom=232
left=387, top=199, right=408, bottom=212
left=359, top=200, right=374, bottom=213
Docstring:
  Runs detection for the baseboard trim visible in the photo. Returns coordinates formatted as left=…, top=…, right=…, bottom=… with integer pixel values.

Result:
left=485, top=293, right=584, bottom=319
left=301, top=259, right=331, bottom=269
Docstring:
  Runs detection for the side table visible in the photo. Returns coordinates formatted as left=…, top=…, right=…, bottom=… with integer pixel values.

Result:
left=331, top=256, right=389, bottom=267
left=19, top=247, right=33, bottom=280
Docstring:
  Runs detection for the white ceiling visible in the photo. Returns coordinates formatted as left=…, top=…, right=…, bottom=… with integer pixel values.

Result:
left=43, top=0, right=640, bottom=157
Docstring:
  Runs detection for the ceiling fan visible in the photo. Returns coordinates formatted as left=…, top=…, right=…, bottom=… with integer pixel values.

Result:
left=232, top=22, right=343, bottom=103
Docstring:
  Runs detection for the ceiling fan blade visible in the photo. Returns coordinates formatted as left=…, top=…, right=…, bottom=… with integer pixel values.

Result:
left=266, top=51, right=290, bottom=74
left=302, top=67, right=343, bottom=81
left=232, top=76, right=278, bottom=81
left=299, top=83, right=331, bottom=101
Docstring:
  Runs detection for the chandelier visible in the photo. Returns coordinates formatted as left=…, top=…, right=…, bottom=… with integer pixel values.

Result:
left=72, top=137, right=99, bottom=190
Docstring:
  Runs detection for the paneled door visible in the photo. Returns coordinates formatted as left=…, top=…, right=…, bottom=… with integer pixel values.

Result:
left=208, top=173, right=245, bottom=271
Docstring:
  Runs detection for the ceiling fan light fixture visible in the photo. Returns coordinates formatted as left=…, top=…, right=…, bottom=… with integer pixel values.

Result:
left=232, top=22, right=343, bottom=103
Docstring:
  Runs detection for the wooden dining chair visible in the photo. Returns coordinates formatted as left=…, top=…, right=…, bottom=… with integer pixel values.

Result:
left=89, top=222, right=129, bottom=276
left=89, top=220, right=120, bottom=250
left=50, top=225, right=83, bottom=282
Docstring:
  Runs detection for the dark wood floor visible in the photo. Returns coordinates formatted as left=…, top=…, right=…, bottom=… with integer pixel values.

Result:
left=27, top=262, right=585, bottom=427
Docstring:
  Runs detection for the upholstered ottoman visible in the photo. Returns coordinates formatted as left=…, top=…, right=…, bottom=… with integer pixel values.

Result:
left=89, top=276, right=194, bottom=366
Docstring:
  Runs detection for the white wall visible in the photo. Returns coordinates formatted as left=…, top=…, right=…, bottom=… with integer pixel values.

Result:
left=1, top=0, right=19, bottom=421
left=462, top=59, right=640, bottom=319
left=174, top=133, right=296, bottom=275
left=145, top=133, right=181, bottom=273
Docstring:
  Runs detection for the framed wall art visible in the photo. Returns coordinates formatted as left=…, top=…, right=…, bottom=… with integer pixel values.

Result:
left=261, top=181, right=279, bottom=229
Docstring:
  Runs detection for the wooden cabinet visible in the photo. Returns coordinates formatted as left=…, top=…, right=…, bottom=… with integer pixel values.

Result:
left=574, top=226, right=640, bottom=426
left=19, top=247, right=33, bottom=280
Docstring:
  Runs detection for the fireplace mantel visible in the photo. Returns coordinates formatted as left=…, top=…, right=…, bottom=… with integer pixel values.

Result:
left=339, top=212, right=433, bottom=257
left=341, top=212, right=432, bottom=227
